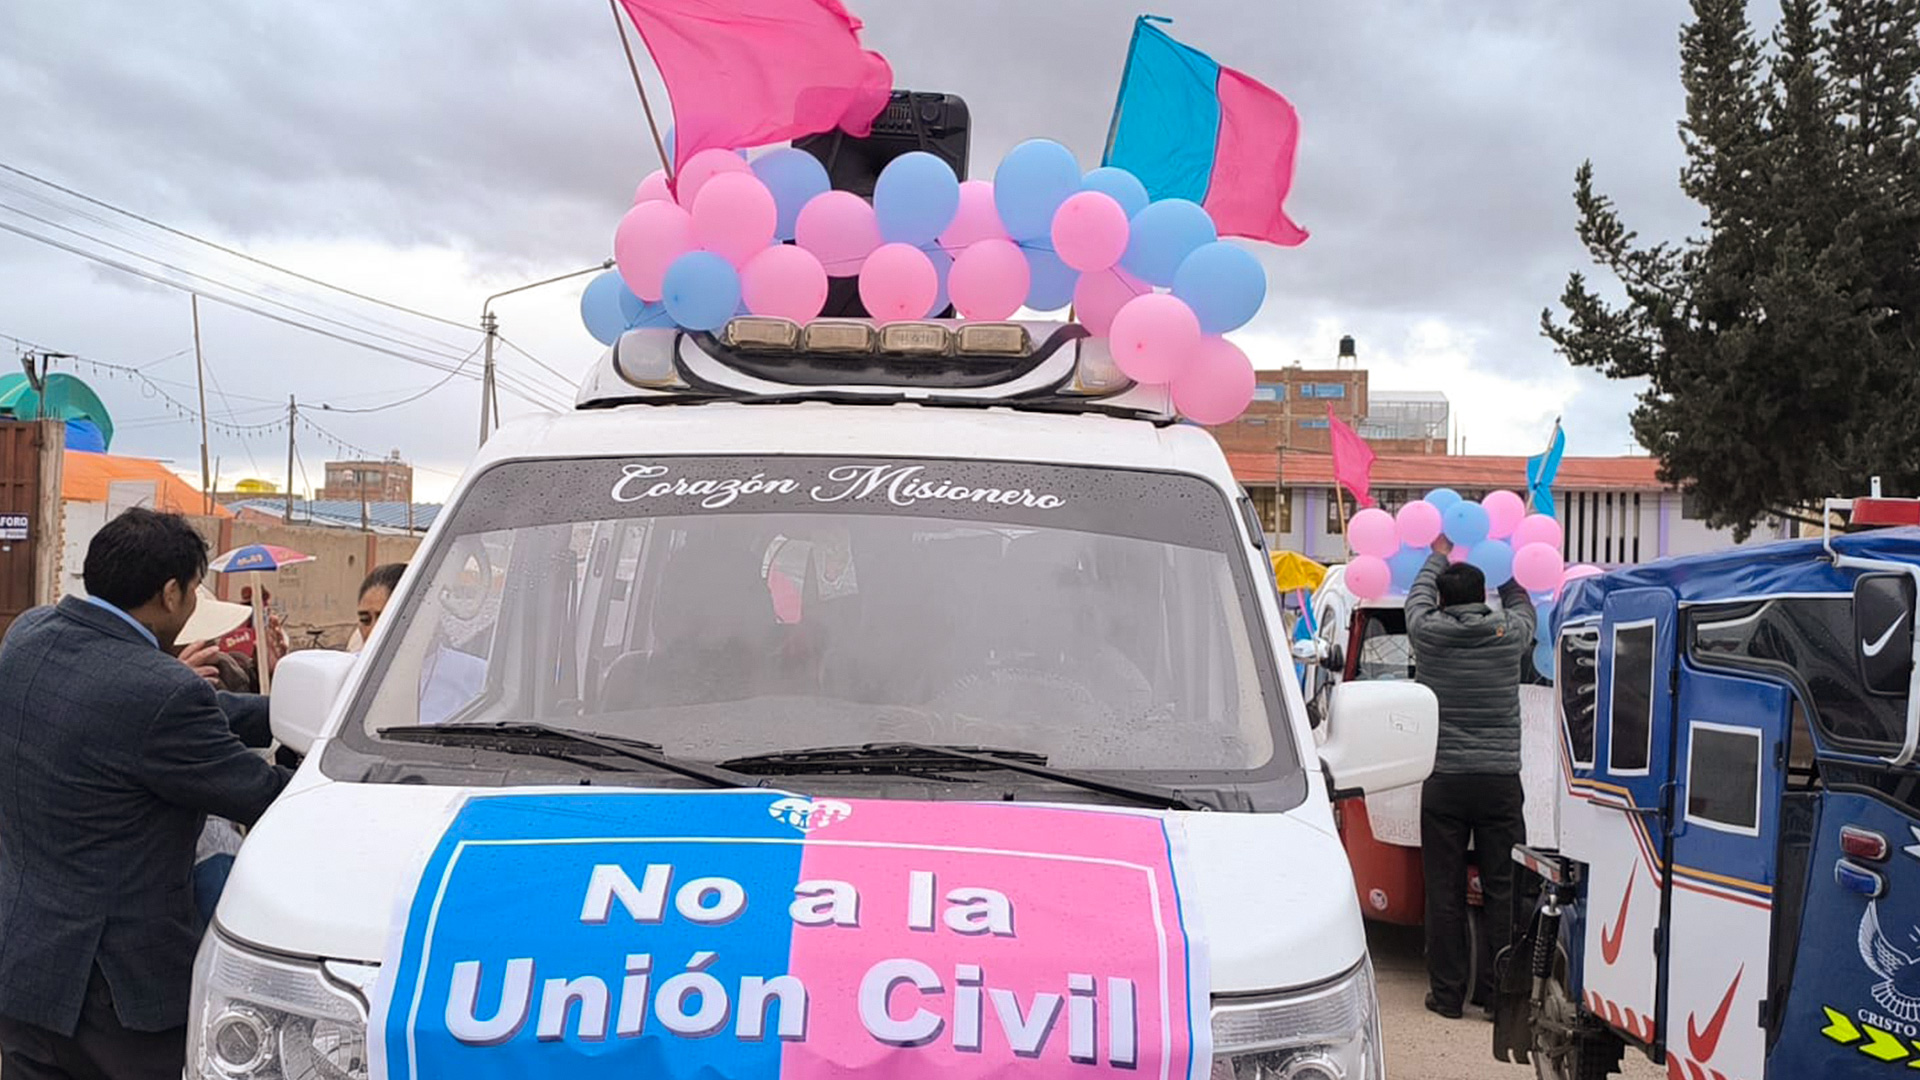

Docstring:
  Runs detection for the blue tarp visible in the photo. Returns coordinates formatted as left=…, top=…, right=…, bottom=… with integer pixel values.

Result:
left=1558, top=527, right=1920, bottom=628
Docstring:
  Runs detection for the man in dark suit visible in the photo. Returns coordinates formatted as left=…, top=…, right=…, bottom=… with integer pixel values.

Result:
left=0, top=508, right=292, bottom=1080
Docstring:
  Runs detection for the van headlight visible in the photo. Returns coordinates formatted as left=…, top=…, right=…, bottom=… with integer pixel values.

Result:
left=1210, top=960, right=1383, bottom=1080
left=188, top=932, right=369, bottom=1080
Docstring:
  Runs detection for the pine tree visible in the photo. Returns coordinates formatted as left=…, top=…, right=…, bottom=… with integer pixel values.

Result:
left=1545, top=0, right=1920, bottom=535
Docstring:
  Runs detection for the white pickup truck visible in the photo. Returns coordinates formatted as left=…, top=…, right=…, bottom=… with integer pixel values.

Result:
left=192, top=317, right=1442, bottom=1080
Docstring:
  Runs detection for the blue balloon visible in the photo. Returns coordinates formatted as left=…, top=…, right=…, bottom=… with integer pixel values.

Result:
left=1468, top=539, right=1515, bottom=585
left=751, top=148, right=831, bottom=241
left=1389, top=546, right=1428, bottom=593
left=1172, top=241, right=1267, bottom=333
left=1121, top=198, right=1218, bottom=286
left=580, top=270, right=640, bottom=346
left=1534, top=598, right=1557, bottom=647
left=1024, top=244, right=1078, bottom=310
left=1426, top=487, right=1463, bottom=511
left=1443, top=500, right=1492, bottom=547
left=994, top=139, right=1082, bottom=241
left=1082, top=166, right=1151, bottom=220
left=660, top=251, right=741, bottom=332
left=628, top=300, right=675, bottom=330
left=922, top=244, right=954, bottom=316
left=1533, top=640, right=1554, bottom=678
left=875, top=151, right=961, bottom=246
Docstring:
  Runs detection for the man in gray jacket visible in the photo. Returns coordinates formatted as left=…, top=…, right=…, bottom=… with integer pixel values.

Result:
left=1405, top=534, right=1535, bottom=1020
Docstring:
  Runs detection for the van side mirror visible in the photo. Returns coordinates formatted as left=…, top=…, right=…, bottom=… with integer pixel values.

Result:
left=270, top=650, right=358, bottom=755
left=1318, top=681, right=1439, bottom=796
left=1856, top=572, right=1917, bottom=696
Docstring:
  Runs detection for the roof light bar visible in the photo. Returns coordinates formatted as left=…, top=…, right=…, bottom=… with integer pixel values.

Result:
left=955, top=323, right=1031, bottom=357
left=723, top=317, right=801, bottom=351
left=801, top=320, right=876, bottom=353
left=1067, top=347, right=1129, bottom=396
left=878, top=322, right=952, bottom=356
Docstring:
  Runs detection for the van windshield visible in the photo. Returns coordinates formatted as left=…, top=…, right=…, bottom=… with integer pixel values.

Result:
left=333, top=456, right=1300, bottom=802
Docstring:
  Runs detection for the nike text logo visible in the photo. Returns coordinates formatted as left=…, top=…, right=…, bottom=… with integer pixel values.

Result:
left=1864, top=618, right=1903, bottom=658
left=1686, top=965, right=1744, bottom=1062
left=1601, top=869, right=1636, bottom=965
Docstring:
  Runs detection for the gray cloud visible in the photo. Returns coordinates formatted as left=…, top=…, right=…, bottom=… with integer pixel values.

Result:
left=0, top=0, right=1716, bottom=484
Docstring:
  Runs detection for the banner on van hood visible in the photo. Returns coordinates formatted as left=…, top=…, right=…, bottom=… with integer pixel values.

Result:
left=369, top=790, right=1211, bottom=1080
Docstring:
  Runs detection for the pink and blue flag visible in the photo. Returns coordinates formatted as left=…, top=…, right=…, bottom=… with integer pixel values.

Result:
left=369, top=790, right=1210, bottom=1080
left=1102, top=16, right=1308, bottom=247
left=617, top=0, right=893, bottom=175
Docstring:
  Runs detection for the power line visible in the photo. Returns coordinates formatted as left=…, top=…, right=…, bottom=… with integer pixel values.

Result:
left=0, top=160, right=475, bottom=330
left=316, top=343, right=483, bottom=414
left=498, top=336, right=578, bottom=389
left=0, top=219, right=485, bottom=379
left=0, top=201, right=482, bottom=364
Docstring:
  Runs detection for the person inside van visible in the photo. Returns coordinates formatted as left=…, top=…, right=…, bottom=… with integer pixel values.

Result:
left=350, top=563, right=407, bottom=653
left=1405, top=535, right=1535, bottom=1021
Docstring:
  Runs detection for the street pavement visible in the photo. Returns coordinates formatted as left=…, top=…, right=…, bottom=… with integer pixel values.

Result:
left=1370, top=920, right=1664, bottom=1080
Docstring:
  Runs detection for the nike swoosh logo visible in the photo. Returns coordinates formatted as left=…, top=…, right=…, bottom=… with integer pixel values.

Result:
left=1863, top=618, right=1903, bottom=658
left=1687, top=965, right=1744, bottom=1062
left=1601, top=869, right=1636, bottom=965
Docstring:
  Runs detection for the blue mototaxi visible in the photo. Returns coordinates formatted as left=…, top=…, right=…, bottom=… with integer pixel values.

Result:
left=1492, top=500, right=1920, bottom=1080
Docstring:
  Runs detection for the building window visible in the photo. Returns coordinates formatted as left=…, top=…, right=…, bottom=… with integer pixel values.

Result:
left=1253, top=386, right=1284, bottom=402
left=1297, top=383, right=1347, bottom=400
left=1608, top=620, right=1657, bottom=775
left=1559, top=627, right=1599, bottom=767
left=1248, top=487, right=1294, bottom=533
left=1682, top=491, right=1704, bottom=520
left=1683, top=722, right=1763, bottom=835
left=1244, top=416, right=1269, bottom=427
left=1299, top=418, right=1330, bottom=430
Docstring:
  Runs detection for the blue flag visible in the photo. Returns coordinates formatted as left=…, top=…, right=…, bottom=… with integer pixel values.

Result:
left=1526, top=421, right=1566, bottom=519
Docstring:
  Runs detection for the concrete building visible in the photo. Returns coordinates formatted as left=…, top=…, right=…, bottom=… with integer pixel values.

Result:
left=1207, top=372, right=1452, bottom=459
left=318, top=452, right=413, bottom=504
left=1229, top=451, right=1789, bottom=567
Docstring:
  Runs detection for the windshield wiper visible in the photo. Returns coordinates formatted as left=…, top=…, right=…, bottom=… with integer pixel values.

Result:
left=720, top=742, right=1199, bottom=811
left=378, top=722, right=760, bottom=790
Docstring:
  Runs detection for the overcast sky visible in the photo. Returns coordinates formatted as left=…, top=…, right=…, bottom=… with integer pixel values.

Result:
left=0, top=0, right=1711, bottom=499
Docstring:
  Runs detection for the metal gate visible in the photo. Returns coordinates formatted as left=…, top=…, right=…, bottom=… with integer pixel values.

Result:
left=0, top=421, right=43, bottom=639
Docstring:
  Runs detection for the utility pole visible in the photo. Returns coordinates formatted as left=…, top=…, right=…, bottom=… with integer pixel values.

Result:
left=191, top=295, right=212, bottom=515
left=284, top=396, right=296, bottom=524
left=478, top=311, right=498, bottom=448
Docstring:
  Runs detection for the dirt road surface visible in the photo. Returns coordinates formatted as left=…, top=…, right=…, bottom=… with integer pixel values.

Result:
left=1370, top=921, right=1664, bottom=1080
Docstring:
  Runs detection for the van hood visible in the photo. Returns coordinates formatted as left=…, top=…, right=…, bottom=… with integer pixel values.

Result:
left=217, top=779, right=1364, bottom=996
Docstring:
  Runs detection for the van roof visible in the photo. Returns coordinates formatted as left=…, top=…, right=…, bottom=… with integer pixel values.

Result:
left=1558, top=526, right=1920, bottom=623
left=470, top=399, right=1241, bottom=490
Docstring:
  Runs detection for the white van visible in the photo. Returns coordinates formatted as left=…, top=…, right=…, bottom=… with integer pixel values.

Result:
left=191, top=318, right=1440, bottom=1080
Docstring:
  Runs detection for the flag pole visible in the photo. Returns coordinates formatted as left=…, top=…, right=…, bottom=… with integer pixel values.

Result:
left=607, top=0, right=674, bottom=181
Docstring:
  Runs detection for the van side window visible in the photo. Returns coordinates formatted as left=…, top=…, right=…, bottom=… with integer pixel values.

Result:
left=1690, top=597, right=1905, bottom=752
left=1609, top=621, right=1657, bottom=774
left=1684, top=722, right=1763, bottom=834
left=1559, top=627, right=1599, bottom=767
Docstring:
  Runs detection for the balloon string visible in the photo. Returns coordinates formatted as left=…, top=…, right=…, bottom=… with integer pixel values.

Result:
left=607, top=0, right=675, bottom=185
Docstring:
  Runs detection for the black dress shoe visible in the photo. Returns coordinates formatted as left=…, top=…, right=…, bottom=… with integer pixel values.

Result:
left=1425, top=993, right=1463, bottom=1019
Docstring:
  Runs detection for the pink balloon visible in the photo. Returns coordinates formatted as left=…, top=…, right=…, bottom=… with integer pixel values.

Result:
left=1050, top=191, right=1130, bottom=272
left=1347, top=555, right=1392, bottom=600
left=1448, top=545, right=1470, bottom=564
left=692, top=172, right=777, bottom=267
left=1170, top=336, right=1256, bottom=424
left=740, top=245, right=828, bottom=322
left=1072, top=267, right=1150, bottom=337
left=1483, top=490, right=1526, bottom=539
left=1512, top=542, right=1566, bottom=594
left=1512, top=514, right=1564, bottom=551
left=614, top=200, right=695, bottom=302
left=948, top=238, right=1030, bottom=320
left=1348, top=507, right=1399, bottom=559
left=1107, top=293, right=1201, bottom=384
left=1396, top=500, right=1444, bottom=547
left=858, top=243, right=939, bottom=322
left=634, top=169, right=672, bottom=204
left=795, top=191, right=882, bottom=276
left=673, top=148, right=751, bottom=208
left=939, top=180, right=1008, bottom=251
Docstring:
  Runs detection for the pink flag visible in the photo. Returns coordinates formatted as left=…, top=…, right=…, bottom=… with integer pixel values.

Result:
left=618, top=0, right=893, bottom=174
left=1205, top=67, right=1308, bottom=247
left=1328, top=404, right=1375, bottom=509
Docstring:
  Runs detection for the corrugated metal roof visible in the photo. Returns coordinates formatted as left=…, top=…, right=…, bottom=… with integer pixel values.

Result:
left=61, top=452, right=234, bottom=517
left=1227, top=452, right=1667, bottom=491
left=228, top=499, right=441, bottom=532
